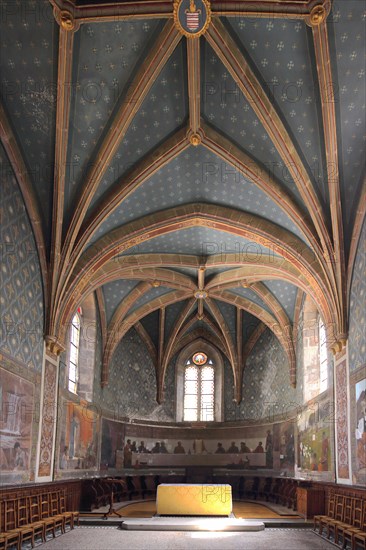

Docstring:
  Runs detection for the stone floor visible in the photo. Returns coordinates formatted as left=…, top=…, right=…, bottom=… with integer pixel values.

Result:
left=39, top=526, right=338, bottom=550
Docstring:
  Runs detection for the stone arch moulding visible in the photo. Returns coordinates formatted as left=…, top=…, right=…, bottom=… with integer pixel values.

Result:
left=175, top=339, right=224, bottom=423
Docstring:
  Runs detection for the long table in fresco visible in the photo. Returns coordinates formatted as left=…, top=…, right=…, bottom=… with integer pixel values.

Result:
left=129, top=452, right=266, bottom=467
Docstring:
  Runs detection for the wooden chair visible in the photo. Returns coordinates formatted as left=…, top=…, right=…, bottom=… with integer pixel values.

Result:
left=40, top=492, right=64, bottom=539
left=354, top=530, right=366, bottom=550
left=314, top=492, right=335, bottom=534
left=16, top=495, right=38, bottom=549
left=335, top=497, right=361, bottom=547
left=318, top=493, right=345, bottom=539
left=27, top=494, right=46, bottom=544
left=342, top=499, right=366, bottom=550
left=59, top=491, right=79, bottom=528
left=0, top=499, right=20, bottom=550
left=330, top=495, right=354, bottom=543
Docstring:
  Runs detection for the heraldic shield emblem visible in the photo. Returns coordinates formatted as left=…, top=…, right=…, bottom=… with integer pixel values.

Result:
left=174, top=0, right=211, bottom=38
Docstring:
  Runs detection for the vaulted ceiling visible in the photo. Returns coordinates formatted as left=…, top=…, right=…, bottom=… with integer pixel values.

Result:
left=1, top=0, right=365, bottom=403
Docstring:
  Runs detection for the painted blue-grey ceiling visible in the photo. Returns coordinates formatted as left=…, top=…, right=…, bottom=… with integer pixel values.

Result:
left=64, top=19, right=162, bottom=220
left=140, top=310, right=160, bottom=349
left=126, top=286, right=172, bottom=316
left=229, top=287, right=271, bottom=315
left=165, top=301, right=190, bottom=342
left=88, top=145, right=307, bottom=245
left=121, top=226, right=280, bottom=258
left=202, top=41, right=304, bottom=208
left=0, top=0, right=58, bottom=233
left=242, top=311, right=262, bottom=342
left=226, top=17, right=328, bottom=209
left=3, top=1, right=364, bottom=388
left=88, top=40, right=188, bottom=212
left=213, top=300, right=237, bottom=337
left=102, top=279, right=139, bottom=323
left=328, top=1, right=366, bottom=235
left=263, top=280, right=299, bottom=322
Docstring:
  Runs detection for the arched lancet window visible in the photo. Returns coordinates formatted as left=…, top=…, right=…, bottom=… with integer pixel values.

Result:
left=68, top=309, right=81, bottom=394
left=184, top=352, right=215, bottom=421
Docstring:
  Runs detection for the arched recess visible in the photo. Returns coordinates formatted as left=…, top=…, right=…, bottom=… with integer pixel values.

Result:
left=175, top=339, right=224, bottom=423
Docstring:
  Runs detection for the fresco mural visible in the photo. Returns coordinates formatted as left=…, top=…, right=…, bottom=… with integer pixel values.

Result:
left=0, top=368, right=34, bottom=477
left=354, top=378, right=366, bottom=481
left=101, top=418, right=125, bottom=470
left=296, top=396, right=334, bottom=481
left=273, top=420, right=295, bottom=473
left=58, top=401, right=99, bottom=472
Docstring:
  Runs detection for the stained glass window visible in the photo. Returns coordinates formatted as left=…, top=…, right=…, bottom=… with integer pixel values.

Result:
left=68, top=312, right=81, bottom=394
left=183, top=354, right=215, bottom=421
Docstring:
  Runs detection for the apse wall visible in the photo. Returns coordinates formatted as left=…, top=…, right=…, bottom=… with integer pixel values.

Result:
left=0, top=144, right=44, bottom=483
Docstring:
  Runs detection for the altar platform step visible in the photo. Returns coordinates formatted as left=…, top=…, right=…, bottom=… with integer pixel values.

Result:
left=120, top=516, right=265, bottom=531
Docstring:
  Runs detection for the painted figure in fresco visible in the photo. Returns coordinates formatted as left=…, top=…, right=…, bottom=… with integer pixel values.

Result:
left=253, top=441, right=264, bottom=453
left=310, top=452, right=318, bottom=471
left=193, top=439, right=206, bottom=454
left=123, top=439, right=132, bottom=467
left=131, top=441, right=137, bottom=452
left=319, top=431, right=329, bottom=471
left=215, top=442, right=226, bottom=453
left=227, top=441, right=239, bottom=453
left=13, top=442, right=26, bottom=470
left=60, top=446, right=69, bottom=469
left=265, top=430, right=273, bottom=467
left=355, top=388, right=366, bottom=471
left=151, top=442, right=161, bottom=453
left=160, top=441, right=168, bottom=453
left=138, top=441, right=148, bottom=453
left=69, top=413, right=80, bottom=459
left=174, top=441, right=185, bottom=454
left=240, top=442, right=251, bottom=453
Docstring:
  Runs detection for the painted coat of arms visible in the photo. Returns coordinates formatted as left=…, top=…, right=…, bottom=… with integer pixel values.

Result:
left=174, top=0, right=211, bottom=38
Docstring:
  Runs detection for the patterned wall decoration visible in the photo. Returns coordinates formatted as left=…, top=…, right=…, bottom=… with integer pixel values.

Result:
left=0, top=145, right=44, bottom=372
left=37, top=358, right=57, bottom=477
left=65, top=19, right=162, bottom=217
left=335, top=350, right=350, bottom=480
left=90, top=145, right=306, bottom=244
left=296, top=392, right=334, bottom=482
left=0, top=367, right=34, bottom=483
left=202, top=42, right=304, bottom=209
left=98, top=329, right=174, bottom=422
left=348, top=218, right=366, bottom=372
left=0, top=0, right=58, bottom=229
left=329, top=1, right=366, bottom=231
left=224, top=329, right=298, bottom=421
left=227, top=17, right=328, bottom=205
left=88, top=40, right=188, bottom=212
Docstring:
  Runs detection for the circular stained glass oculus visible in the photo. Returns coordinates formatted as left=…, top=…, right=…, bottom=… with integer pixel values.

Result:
left=192, top=352, right=207, bottom=365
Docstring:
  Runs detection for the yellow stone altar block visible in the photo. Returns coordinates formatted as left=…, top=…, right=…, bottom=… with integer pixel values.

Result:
left=156, top=484, right=232, bottom=516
